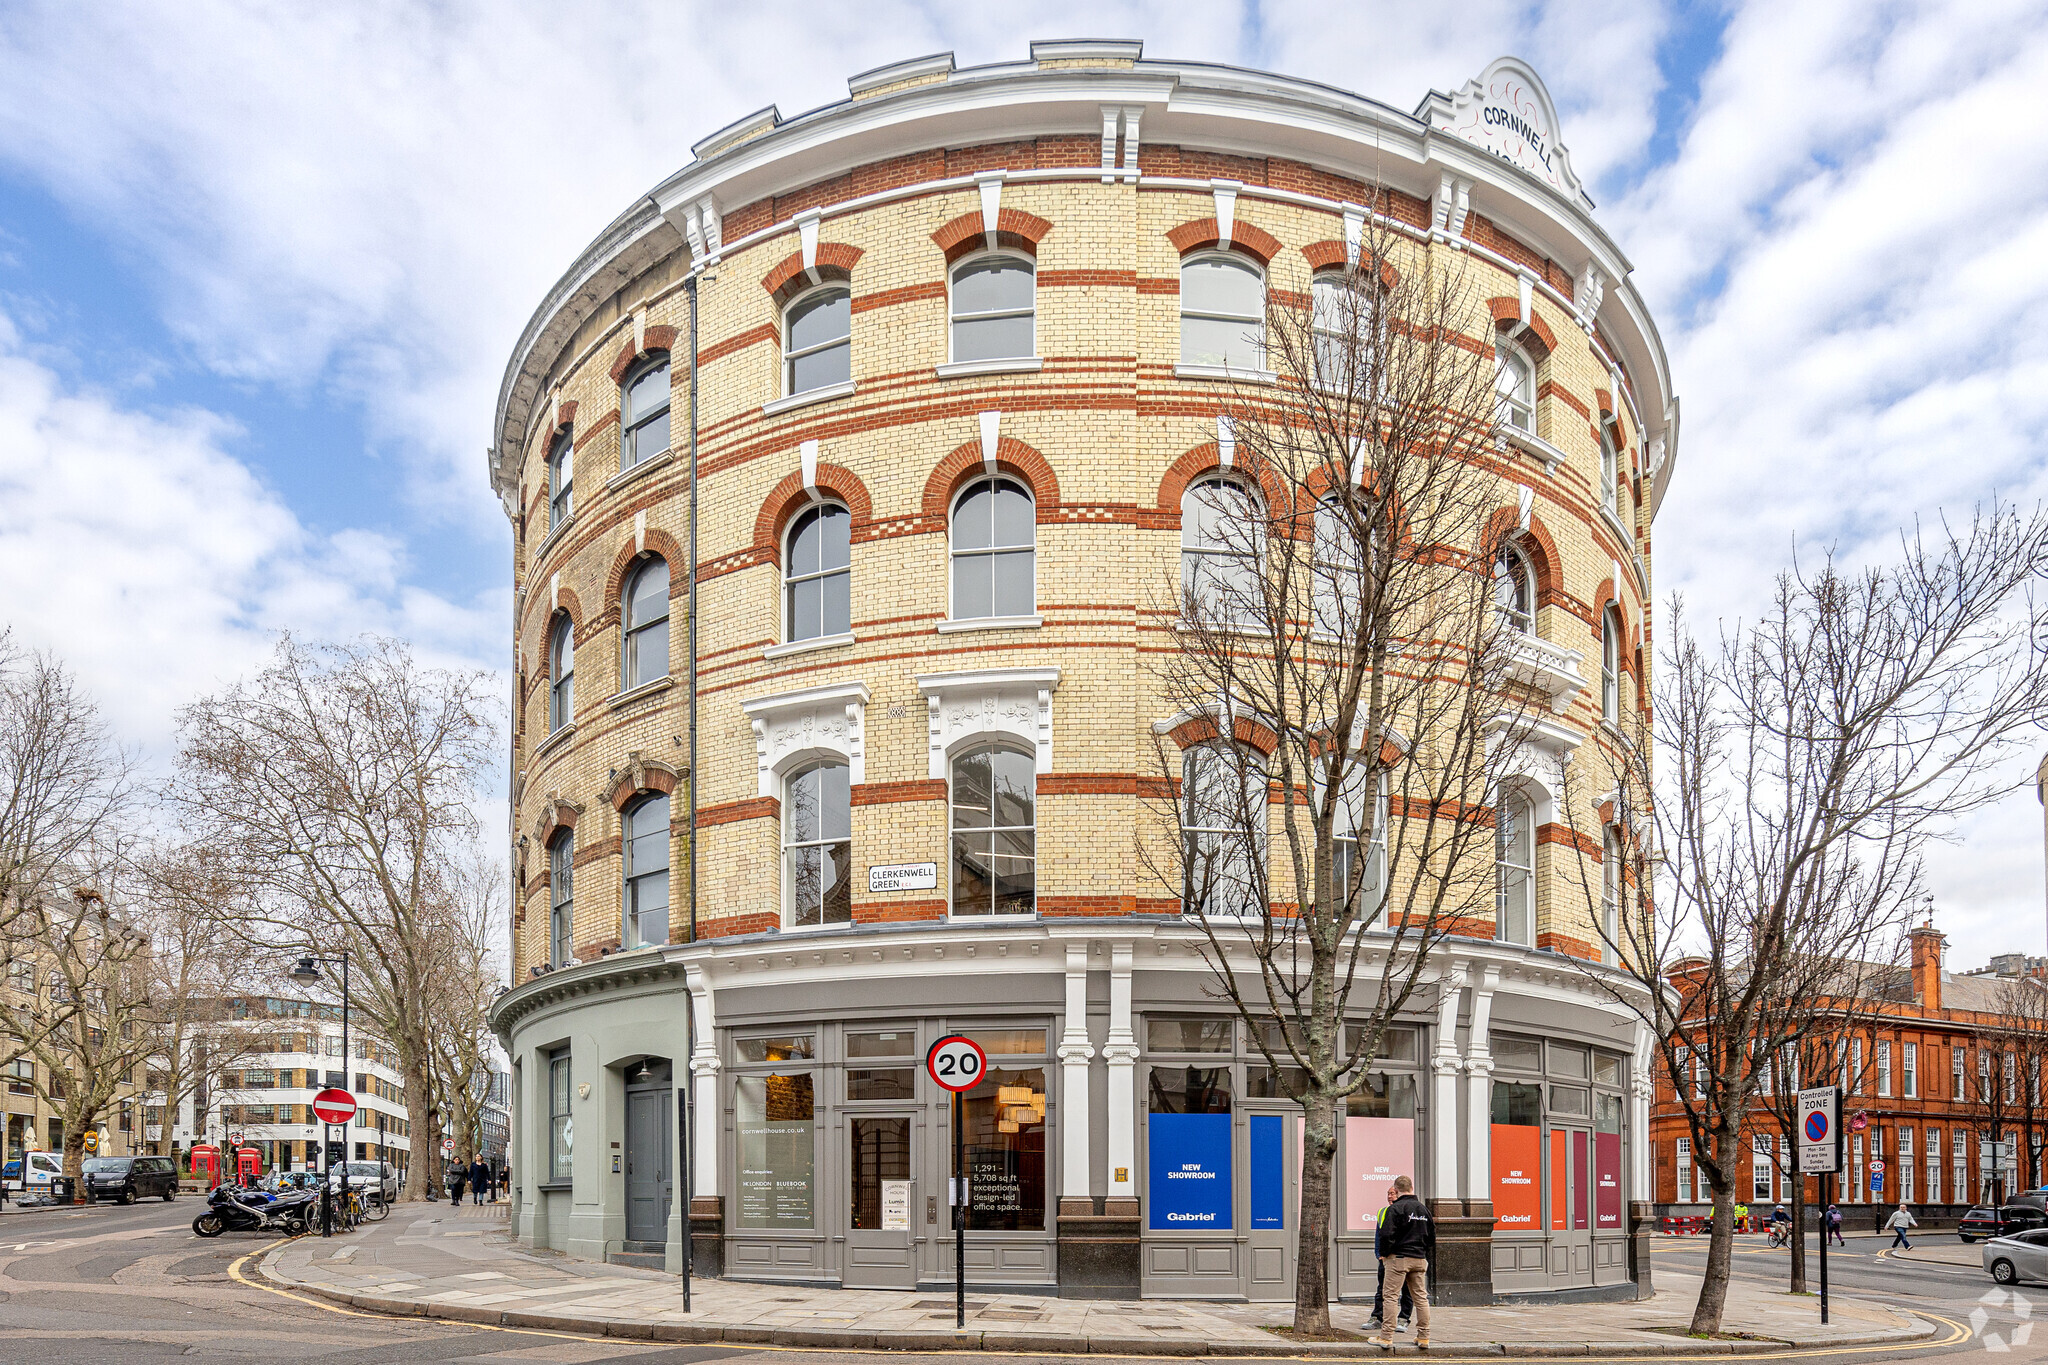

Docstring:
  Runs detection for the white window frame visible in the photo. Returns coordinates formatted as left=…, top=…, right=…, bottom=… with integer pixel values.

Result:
left=1180, top=741, right=1268, bottom=920
left=619, top=353, right=672, bottom=471
left=1494, top=789, right=1534, bottom=946
left=1600, top=826, right=1621, bottom=966
left=1877, top=1040, right=1892, bottom=1097
left=547, top=429, right=573, bottom=529
left=947, top=739, right=1038, bottom=918
left=1600, top=605, right=1622, bottom=722
left=621, top=791, right=670, bottom=949
left=1599, top=425, right=1619, bottom=516
left=547, top=830, right=573, bottom=968
left=782, top=757, right=852, bottom=929
left=1676, top=1136, right=1694, bottom=1203
left=620, top=556, right=670, bottom=691
left=1955, top=1044, right=1966, bottom=1100
left=1310, top=271, right=1376, bottom=393
left=947, top=251, right=1036, bottom=364
left=1494, top=333, right=1535, bottom=432
left=947, top=476, right=1037, bottom=623
left=782, top=282, right=852, bottom=398
left=1903, top=1041, right=1917, bottom=1098
left=782, top=501, right=853, bottom=645
left=1329, top=765, right=1389, bottom=928
left=548, top=614, right=574, bottom=734
left=1493, top=541, right=1536, bottom=635
left=1180, top=474, right=1264, bottom=624
left=1178, top=251, right=1267, bottom=372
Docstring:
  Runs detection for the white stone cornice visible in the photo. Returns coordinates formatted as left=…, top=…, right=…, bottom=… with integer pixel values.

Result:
left=917, top=666, right=1060, bottom=777
left=742, top=680, right=871, bottom=795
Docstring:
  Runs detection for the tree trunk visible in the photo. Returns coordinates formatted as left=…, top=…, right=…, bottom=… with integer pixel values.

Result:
left=1294, top=1089, right=1338, bottom=1335
left=1788, top=1164, right=1807, bottom=1293
left=1690, top=1146, right=1739, bottom=1335
left=402, top=1053, right=439, bottom=1201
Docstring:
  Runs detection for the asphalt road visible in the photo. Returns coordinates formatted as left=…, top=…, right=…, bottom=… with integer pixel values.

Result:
left=1653, top=1229, right=2042, bottom=1358
left=0, top=1198, right=2009, bottom=1363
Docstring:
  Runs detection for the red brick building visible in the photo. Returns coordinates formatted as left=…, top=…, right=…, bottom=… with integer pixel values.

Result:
left=1652, top=925, right=2048, bottom=1219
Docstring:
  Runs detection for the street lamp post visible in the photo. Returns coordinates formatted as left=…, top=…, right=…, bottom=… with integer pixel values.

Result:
left=288, top=953, right=349, bottom=1236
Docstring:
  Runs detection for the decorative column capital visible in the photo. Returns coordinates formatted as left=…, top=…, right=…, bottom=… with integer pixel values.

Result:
left=1101, top=1043, right=1141, bottom=1064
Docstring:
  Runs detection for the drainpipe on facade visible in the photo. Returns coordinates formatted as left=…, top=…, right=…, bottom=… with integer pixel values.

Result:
left=685, top=269, right=701, bottom=946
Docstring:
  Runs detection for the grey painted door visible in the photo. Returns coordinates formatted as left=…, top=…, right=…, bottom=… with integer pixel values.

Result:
left=845, top=1114, right=916, bottom=1289
left=625, top=1088, right=671, bottom=1245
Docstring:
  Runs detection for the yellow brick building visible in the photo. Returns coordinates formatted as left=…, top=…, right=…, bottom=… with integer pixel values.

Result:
left=488, top=42, right=1675, bottom=1304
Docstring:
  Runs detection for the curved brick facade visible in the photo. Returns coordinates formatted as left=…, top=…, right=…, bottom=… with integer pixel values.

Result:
left=489, top=43, right=1675, bottom=1304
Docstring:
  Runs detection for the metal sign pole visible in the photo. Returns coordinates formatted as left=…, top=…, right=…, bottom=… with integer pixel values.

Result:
left=1819, top=1170, right=1829, bottom=1325
left=954, top=1087, right=965, bottom=1331
left=679, top=1076, right=692, bottom=1314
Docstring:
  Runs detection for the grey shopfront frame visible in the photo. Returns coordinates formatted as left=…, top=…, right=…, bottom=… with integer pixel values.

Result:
left=1486, top=1033, right=1630, bottom=1294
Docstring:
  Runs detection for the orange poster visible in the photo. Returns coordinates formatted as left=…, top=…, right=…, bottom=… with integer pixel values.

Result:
left=1491, top=1124, right=1541, bottom=1231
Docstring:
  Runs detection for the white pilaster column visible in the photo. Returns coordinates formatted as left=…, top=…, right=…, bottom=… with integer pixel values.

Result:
left=1103, top=943, right=1139, bottom=1204
left=1057, top=942, right=1096, bottom=1202
left=1463, top=964, right=1501, bottom=1202
left=686, top=965, right=720, bottom=1197
left=1430, top=966, right=1465, bottom=1197
left=1631, top=1022, right=1654, bottom=1198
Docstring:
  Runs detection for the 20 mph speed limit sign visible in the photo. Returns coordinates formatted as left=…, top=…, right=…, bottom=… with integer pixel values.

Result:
left=926, top=1035, right=987, bottom=1093
left=1797, top=1086, right=1842, bottom=1174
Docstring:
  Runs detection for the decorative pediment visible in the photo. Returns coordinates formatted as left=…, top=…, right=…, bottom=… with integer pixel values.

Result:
left=608, top=752, right=682, bottom=811
left=916, top=667, right=1060, bottom=778
left=530, top=794, right=586, bottom=844
left=1484, top=711, right=1582, bottom=810
left=1415, top=57, right=1589, bottom=209
left=740, top=681, right=871, bottom=796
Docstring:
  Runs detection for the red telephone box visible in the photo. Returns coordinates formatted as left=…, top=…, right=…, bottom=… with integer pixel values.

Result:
left=189, top=1143, right=221, bottom=1189
left=235, top=1147, right=263, bottom=1183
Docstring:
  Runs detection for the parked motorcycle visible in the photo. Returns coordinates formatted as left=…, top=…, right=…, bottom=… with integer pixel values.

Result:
left=190, top=1184, right=317, bottom=1237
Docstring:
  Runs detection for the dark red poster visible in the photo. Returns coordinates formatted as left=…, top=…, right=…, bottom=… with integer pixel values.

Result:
left=1595, top=1132, right=1622, bottom=1229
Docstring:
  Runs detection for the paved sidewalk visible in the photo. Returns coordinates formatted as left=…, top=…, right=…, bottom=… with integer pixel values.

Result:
left=257, top=1208, right=1938, bottom=1356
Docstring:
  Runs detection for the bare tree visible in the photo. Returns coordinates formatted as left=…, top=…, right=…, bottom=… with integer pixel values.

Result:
left=1987, top=978, right=2048, bottom=1200
left=130, top=848, right=271, bottom=1160
left=0, top=886, right=161, bottom=1181
left=169, top=634, right=497, bottom=1201
left=0, top=636, right=134, bottom=940
left=425, top=850, right=504, bottom=1171
left=1141, top=214, right=1550, bottom=1334
left=1564, top=508, right=2048, bottom=1334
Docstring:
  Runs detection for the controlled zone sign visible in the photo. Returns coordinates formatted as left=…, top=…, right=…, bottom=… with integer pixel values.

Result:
left=925, top=1035, right=988, bottom=1093
left=1796, top=1086, right=1842, bottom=1175
left=312, top=1087, right=358, bottom=1125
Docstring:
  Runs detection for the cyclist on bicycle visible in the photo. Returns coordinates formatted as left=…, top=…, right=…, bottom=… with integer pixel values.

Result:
left=1768, top=1203, right=1792, bottom=1246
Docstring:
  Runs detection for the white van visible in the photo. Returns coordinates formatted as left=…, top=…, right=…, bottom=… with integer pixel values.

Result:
left=3, top=1151, right=64, bottom=1192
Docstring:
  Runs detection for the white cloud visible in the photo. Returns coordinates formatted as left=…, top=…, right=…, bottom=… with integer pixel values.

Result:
left=0, top=312, right=501, bottom=756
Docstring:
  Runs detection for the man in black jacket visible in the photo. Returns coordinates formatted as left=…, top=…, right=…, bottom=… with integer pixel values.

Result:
left=1375, top=1175, right=1433, bottom=1350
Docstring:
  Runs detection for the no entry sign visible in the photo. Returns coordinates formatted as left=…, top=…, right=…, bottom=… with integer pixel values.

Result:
left=312, top=1087, right=358, bottom=1125
left=926, top=1035, right=987, bottom=1093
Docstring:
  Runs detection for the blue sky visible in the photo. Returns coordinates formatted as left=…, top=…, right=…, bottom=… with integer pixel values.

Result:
left=2, top=1, right=2046, bottom=966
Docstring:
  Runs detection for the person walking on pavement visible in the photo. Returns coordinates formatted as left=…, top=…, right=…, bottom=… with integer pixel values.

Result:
left=1886, top=1203, right=1918, bottom=1250
left=1367, top=1187, right=1414, bottom=1334
left=1825, top=1204, right=1845, bottom=1247
left=469, top=1156, right=491, bottom=1205
left=447, top=1160, right=467, bottom=1206
left=1375, top=1176, right=1434, bottom=1351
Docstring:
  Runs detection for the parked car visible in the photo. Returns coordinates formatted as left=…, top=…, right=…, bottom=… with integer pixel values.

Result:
left=327, top=1160, right=399, bottom=1202
left=1985, top=1228, right=2048, bottom=1284
left=1960, top=1205, right=2048, bottom=1242
left=82, top=1155, right=179, bottom=1204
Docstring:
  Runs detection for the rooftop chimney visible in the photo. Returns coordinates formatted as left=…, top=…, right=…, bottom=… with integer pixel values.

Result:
left=1910, top=919, right=1945, bottom=1011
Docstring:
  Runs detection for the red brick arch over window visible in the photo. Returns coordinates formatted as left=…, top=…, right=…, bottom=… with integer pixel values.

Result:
left=1299, top=242, right=1401, bottom=291
left=931, top=209, right=1053, bottom=266
left=608, top=327, right=678, bottom=385
left=529, top=796, right=584, bottom=847
left=532, top=399, right=579, bottom=464
left=752, top=464, right=876, bottom=570
left=1486, top=299, right=1557, bottom=359
left=922, top=437, right=1062, bottom=523
left=1166, top=217, right=1282, bottom=266
left=1482, top=507, right=1565, bottom=609
left=1165, top=713, right=1280, bottom=756
left=762, top=244, right=866, bottom=310
left=601, top=527, right=688, bottom=625
left=533, top=594, right=584, bottom=675
left=1154, top=443, right=1290, bottom=528
left=608, top=760, right=679, bottom=813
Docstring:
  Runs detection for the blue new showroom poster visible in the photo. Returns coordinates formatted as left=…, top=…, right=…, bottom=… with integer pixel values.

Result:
left=1149, top=1112, right=1233, bottom=1230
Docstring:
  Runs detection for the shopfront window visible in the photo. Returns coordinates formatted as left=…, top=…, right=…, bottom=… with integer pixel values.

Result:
left=1343, top=1072, right=1419, bottom=1231
left=736, top=1071, right=815, bottom=1229
left=846, top=1029, right=916, bottom=1101
left=964, top=1067, right=1047, bottom=1230
left=547, top=1050, right=572, bottom=1183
